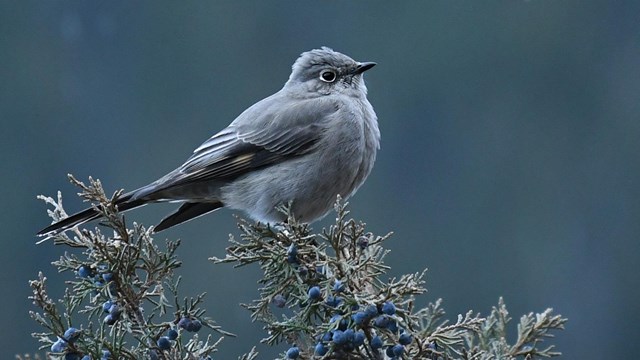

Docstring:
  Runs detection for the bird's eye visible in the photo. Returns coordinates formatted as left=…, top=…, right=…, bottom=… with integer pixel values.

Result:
left=320, top=70, right=337, bottom=83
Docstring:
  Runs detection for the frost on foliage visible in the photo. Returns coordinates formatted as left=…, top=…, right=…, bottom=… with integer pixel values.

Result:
left=211, top=198, right=566, bottom=360
left=30, top=175, right=231, bottom=360
left=28, top=176, right=566, bottom=360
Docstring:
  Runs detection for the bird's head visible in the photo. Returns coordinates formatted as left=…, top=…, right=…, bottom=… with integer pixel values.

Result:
left=285, top=47, right=376, bottom=98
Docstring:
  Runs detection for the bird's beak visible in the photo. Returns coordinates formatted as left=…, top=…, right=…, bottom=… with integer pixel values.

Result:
left=353, top=62, right=376, bottom=75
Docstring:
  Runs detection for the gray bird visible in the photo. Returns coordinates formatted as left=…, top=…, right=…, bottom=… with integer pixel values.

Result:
left=38, top=47, right=379, bottom=236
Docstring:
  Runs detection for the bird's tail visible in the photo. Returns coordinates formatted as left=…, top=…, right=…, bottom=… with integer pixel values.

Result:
left=37, top=193, right=146, bottom=238
left=154, top=201, right=223, bottom=232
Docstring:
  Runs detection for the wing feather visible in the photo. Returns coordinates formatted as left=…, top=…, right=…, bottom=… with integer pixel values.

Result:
left=139, top=96, right=339, bottom=197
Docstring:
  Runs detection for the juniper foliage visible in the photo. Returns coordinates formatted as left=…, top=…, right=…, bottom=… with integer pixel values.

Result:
left=211, top=200, right=566, bottom=360
left=30, top=176, right=231, bottom=360
left=28, top=176, right=566, bottom=359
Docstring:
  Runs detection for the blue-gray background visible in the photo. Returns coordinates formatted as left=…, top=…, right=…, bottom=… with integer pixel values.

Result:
left=2, top=1, right=639, bottom=358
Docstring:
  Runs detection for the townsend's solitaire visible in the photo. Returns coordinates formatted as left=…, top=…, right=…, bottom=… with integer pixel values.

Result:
left=39, top=47, right=379, bottom=236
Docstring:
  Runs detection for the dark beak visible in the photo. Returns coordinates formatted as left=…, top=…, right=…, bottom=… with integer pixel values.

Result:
left=353, top=61, right=376, bottom=75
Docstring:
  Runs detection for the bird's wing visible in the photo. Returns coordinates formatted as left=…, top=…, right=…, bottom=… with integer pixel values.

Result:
left=136, top=96, right=339, bottom=197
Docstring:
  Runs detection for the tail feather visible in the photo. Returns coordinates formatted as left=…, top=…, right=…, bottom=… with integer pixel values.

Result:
left=37, top=207, right=102, bottom=236
left=154, top=202, right=223, bottom=232
left=38, top=187, right=225, bottom=236
left=37, top=194, right=145, bottom=237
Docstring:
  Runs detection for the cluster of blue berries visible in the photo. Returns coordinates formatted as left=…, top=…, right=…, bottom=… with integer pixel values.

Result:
left=75, top=265, right=208, bottom=358
left=178, top=316, right=203, bottom=332
left=77, top=265, right=117, bottom=294
left=49, top=264, right=120, bottom=359
left=78, top=265, right=121, bottom=326
left=354, top=301, right=413, bottom=358
left=50, top=327, right=81, bottom=353
left=150, top=322, right=209, bottom=358
left=152, top=317, right=204, bottom=355
left=50, top=266, right=121, bottom=359
left=316, top=292, right=412, bottom=358
left=281, top=243, right=413, bottom=358
left=101, top=300, right=121, bottom=325
left=351, top=301, right=398, bottom=330
left=50, top=327, right=113, bottom=359
left=156, top=328, right=179, bottom=351
left=312, top=314, right=368, bottom=356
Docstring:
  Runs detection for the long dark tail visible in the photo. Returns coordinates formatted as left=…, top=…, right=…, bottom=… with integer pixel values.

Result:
left=154, top=201, right=223, bottom=232
left=38, top=194, right=224, bottom=236
left=37, top=193, right=146, bottom=237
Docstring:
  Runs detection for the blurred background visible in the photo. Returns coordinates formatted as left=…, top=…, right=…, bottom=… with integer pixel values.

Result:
left=2, top=1, right=639, bottom=358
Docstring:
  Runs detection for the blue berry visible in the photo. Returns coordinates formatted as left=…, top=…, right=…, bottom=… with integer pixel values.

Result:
left=286, top=244, right=298, bottom=264
left=399, top=332, right=412, bottom=345
left=102, top=273, right=114, bottom=282
left=166, top=329, right=179, bottom=340
left=298, top=266, right=308, bottom=277
left=373, top=315, right=390, bottom=328
left=352, top=311, right=368, bottom=326
left=102, top=300, right=113, bottom=313
left=157, top=336, right=171, bottom=350
left=81, top=355, right=92, bottom=360
left=333, top=280, right=345, bottom=292
left=354, top=331, right=365, bottom=346
left=344, top=328, right=355, bottom=343
left=103, top=314, right=117, bottom=325
left=428, top=341, right=438, bottom=350
left=332, top=330, right=347, bottom=345
left=315, top=342, right=328, bottom=356
left=287, top=244, right=297, bottom=256
left=286, top=346, right=300, bottom=359
left=50, top=339, right=67, bottom=352
left=272, top=294, right=286, bottom=308
left=322, top=331, right=333, bottom=342
left=188, top=319, right=203, bottom=332
left=64, top=327, right=81, bottom=342
left=77, top=266, right=92, bottom=278
left=108, top=304, right=120, bottom=315
left=381, top=301, right=396, bottom=315
left=364, top=305, right=379, bottom=318
left=178, top=317, right=191, bottom=330
left=149, top=350, right=159, bottom=360
left=308, top=286, right=322, bottom=300
left=386, top=346, right=395, bottom=357
left=370, top=335, right=383, bottom=349
left=392, top=344, right=405, bottom=356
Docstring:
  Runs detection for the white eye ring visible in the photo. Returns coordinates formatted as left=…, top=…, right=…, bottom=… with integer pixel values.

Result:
left=320, top=70, right=337, bottom=83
